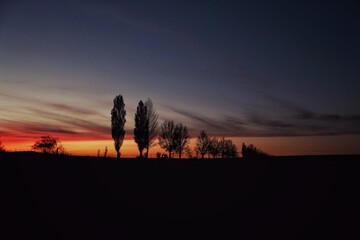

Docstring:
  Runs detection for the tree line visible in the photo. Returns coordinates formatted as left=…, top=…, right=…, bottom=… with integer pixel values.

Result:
left=111, top=94, right=240, bottom=159
left=0, top=94, right=270, bottom=159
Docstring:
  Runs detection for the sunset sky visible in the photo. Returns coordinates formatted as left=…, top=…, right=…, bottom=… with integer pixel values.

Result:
left=1, top=0, right=360, bottom=156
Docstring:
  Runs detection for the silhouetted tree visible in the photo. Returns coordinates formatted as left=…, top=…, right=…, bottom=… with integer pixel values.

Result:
left=97, top=149, right=100, bottom=158
left=195, top=130, right=210, bottom=159
left=158, top=120, right=176, bottom=158
left=145, top=98, right=158, bottom=158
left=111, top=95, right=126, bottom=158
left=32, top=135, right=58, bottom=154
left=218, top=138, right=238, bottom=158
left=208, top=137, right=220, bottom=158
left=242, top=143, right=270, bottom=159
left=134, top=100, right=148, bottom=158
left=104, top=146, right=108, bottom=158
left=173, top=123, right=189, bottom=159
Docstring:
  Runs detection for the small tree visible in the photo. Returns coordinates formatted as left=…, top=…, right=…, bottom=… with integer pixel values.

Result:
left=195, top=130, right=210, bottom=159
left=208, top=137, right=220, bottom=158
left=224, top=139, right=238, bottom=158
left=158, top=120, right=176, bottom=158
left=134, top=100, right=149, bottom=158
left=145, top=98, right=158, bottom=158
left=32, top=135, right=58, bottom=154
left=173, top=123, right=189, bottom=159
left=219, top=138, right=238, bottom=158
left=111, top=95, right=126, bottom=158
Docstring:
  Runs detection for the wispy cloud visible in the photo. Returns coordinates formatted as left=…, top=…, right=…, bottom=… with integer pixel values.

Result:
left=0, top=91, right=98, bottom=115
left=162, top=105, right=228, bottom=131
left=162, top=95, right=360, bottom=137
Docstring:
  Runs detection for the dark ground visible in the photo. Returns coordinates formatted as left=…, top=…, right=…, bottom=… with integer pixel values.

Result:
left=1, top=152, right=360, bottom=239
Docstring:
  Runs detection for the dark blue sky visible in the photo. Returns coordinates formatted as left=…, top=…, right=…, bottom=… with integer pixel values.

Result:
left=1, top=0, right=360, bottom=155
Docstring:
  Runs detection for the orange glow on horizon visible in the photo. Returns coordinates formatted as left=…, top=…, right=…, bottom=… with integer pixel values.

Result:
left=2, top=135, right=360, bottom=157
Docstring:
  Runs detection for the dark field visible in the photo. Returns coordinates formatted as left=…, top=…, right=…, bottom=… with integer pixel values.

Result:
left=1, top=152, right=360, bottom=239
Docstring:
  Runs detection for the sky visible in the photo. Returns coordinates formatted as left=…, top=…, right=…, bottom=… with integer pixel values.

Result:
left=1, top=0, right=360, bottom=156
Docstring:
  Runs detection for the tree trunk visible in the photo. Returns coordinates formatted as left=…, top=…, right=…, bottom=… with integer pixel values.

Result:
left=139, top=149, right=143, bottom=158
left=117, top=151, right=120, bottom=159
left=145, top=147, right=149, bottom=158
left=179, top=151, right=182, bottom=159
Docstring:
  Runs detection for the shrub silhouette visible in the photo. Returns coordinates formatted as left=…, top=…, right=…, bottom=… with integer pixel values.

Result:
left=134, top=100, right=149, bottom=158
left=242, top=143, right=270, bottom=159
left=145, top=98, right=158, bottom=158
left=111, top=95, right=126, bottom=158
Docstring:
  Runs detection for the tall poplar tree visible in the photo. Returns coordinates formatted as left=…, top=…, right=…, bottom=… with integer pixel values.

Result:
left=111, top=95, right=126, bottom=158
left=134, top=100, right=148, bottom=158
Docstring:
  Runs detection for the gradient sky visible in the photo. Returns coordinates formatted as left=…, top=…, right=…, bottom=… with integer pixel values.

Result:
left=1, top=0, right=360, bottom=156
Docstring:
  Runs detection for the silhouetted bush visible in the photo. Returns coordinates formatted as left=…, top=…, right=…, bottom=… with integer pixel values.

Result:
left=241, top=143, right=271, bottom=159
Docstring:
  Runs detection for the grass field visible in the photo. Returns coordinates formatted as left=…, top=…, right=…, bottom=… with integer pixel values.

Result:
left=1, top=152, right=359, bottom=239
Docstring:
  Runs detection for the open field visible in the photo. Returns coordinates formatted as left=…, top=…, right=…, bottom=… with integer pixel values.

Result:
left=1, top=152, right=360, bottom=239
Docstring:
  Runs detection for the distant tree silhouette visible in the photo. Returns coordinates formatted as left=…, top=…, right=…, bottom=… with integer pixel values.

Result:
left=242, top=143, right=270, bottom=159
left=218, top=138, right=238, bottom=158
left=111, top=95, right=126, bottom=159
left=0, top=140, right=5, bottom=152
left=104, top=146, right=108, bottom=158
left=97, top=149, right=100, bottom=158
left=195, top=130, right=210, bottom=159
left=32, top=135, right=58, bottom=154
left=207, top=137, right=220, bottom=158
left=158, top=120, right=176, bottom=158
left=173, top=123, right=189, bottom=159
left=145, top=98, right=158, bottom=158
left=134, top=100, right=149, bottom=158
